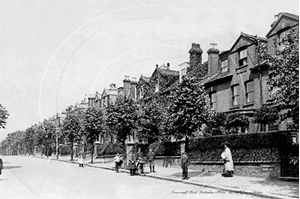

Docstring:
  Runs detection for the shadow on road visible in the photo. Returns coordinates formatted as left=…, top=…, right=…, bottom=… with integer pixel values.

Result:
left=170, top=171, right=215, bottom=178
left=3, top=166, right=22, bottom=170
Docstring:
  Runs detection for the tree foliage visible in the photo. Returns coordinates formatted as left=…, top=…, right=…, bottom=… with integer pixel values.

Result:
left=0, top=104, right=9, bottom=129
left=203, top=112, right=227, bottom=136
left=254, top=105, right=279, bottom=125
left=137, top=93, right=167, bottom=144
left=225, top=112, right=249, bottom=133
left=105, top=97, right=138, bottom=144
left=82, top=107, right=105, bottom=145
left=259, top=29, right=299, bottom=130
left=165, top=76, right=210, bottom=139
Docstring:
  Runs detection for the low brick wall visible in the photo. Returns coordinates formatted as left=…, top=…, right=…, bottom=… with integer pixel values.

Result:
left=154, top=156, right=281, bottom=178
left=95, top=155, right=115, bottom=163
left=154, top=156, right=181, bottom=167
left=189, top=161, right=281, bottom=178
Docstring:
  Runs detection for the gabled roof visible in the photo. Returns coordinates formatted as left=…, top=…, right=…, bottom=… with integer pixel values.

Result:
left=266, top=12, right=299, bottom=38
left=138, top=75, right=150, bottom=85
left=229, top=32, right=266, bottom=52
left=101, top=89, right=108, bottom=98
left=151, top=67, right=179, bottom=79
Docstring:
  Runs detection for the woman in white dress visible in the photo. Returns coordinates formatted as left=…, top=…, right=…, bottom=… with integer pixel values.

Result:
left=221, top=143, right=234, bottom=177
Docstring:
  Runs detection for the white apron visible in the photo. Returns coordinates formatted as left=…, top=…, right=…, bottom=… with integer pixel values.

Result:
left=221, top=147, right=234, bottom=171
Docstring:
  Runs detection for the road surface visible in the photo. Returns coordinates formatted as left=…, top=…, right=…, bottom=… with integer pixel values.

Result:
left=0, top=156, right=263, bottom=199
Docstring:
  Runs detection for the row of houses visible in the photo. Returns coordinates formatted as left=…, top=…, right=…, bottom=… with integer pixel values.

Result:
left=53, top=12, right=298, bottom=144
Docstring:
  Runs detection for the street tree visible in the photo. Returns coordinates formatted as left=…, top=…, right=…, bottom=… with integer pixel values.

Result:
left=82, top=107, right=105, bottom=163
left=259, top=29, right=299, bottom=130
left=137, top=93, right=168, bottom=144
left=105, top=97, right=139, bottom=158
left=225, top=112, right=249, bottom=134
left=24, top=127, right=36, bottom=155
left=62, top=106, right=84, bottom=161
left=0, top=104, right=9, bottom=129
left=203, top=112, right=227, bottom=136
left=165, top=76, right=210, bottom=142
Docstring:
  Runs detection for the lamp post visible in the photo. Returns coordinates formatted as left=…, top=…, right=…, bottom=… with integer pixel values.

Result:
left=55, top=127, right=59, bottom=159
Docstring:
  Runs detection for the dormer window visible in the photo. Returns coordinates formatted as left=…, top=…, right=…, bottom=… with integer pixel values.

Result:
left=221, top=59, right=228, bottom=73
left=238, top=48, right=247, bottom=67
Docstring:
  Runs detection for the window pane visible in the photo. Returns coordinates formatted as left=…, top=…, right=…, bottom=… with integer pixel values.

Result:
left=211, top=102, right=216, bottom=110
left=246, top=81, right=254, bottom=92
left=233, top=85, right=239, bottom=94
left=233, top=96, right=239, bottom=106
left=247, top=92, right=254, bottom=103
left=211, top=93, right=216, bottom=102
left=221, top=60, right=228, bottom=67
left=240, top=49, right=247, bottom=59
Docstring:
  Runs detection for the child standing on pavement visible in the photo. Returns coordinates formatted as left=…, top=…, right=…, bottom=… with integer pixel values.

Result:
left=113, top=153, right=121, bottom=173
left=147, top=148, right=156, bottom=172
left=128, top=154, right=137, bottom=176
left=181, top=152, right=190, bottom=180
left=78, top=151, right=84, bottom=167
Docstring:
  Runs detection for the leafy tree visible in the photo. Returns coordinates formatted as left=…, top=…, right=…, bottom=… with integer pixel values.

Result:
left=254, top=105, right=279, bottom=126
left=82, top=107, right=105, bottom=163
left=0, top=104, right=9, bottom=129
left=165, top=76, right=210, bottom=141
left=137, top=93, right=168, bottom=144
left=225, top=112, right=249, bottom=134
left=62, top=106, right=84, bottom=161
left=203, top=112, right=227, bottom=136
left=259, top=29, right=299, bottom=130
left=105, top=96, right=139, bottom=158
left=42, top=121, right=56, bottom=156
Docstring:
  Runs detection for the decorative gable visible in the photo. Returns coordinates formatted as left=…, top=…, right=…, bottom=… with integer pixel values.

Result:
left=266, top=13, right=299, bottom=38
left=230, top=34, right=255, bottom=53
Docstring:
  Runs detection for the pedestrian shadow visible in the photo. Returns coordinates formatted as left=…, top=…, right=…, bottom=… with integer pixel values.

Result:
left=170, top=171, right=215, bottom=178
left=3, top=166, right=22, bottom=170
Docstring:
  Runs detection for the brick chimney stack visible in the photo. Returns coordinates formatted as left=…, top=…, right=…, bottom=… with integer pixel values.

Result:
left=123, top=75, right=131, bottom=97
left=189, top=43, right=203, bottom=69
left=207, top=43, right=220, bottom=77
left=130, top=77, right=137, bottom=101
left=189, top=43, right=206, bottom=77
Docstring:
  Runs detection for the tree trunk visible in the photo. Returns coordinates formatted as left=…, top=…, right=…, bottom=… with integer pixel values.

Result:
left=122, top=141, right=126, bottom=169
left=90, top=143, right=94, bottom=164
left=70, top=141, right=74, bottom=161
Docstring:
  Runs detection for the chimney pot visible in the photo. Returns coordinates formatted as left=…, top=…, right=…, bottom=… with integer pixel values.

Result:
left=210, top=43, right=217, bottom=49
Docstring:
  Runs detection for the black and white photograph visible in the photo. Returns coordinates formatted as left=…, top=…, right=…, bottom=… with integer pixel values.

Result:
left=0, top=0, right=299, bottom=199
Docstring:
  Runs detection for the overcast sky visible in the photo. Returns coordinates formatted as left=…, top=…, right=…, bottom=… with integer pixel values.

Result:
left=0, top=0, right=298, bottom=141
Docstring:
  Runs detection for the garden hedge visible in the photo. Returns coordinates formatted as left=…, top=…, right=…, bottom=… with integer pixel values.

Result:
left=187, top=131, right=295, bottom=162
left=96, top=143, right=123, bottom=155
left=149, top=141, right=181, bottom=156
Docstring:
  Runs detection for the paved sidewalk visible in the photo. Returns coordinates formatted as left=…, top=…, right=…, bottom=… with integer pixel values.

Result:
left=39, top=154, right=299, bottom=199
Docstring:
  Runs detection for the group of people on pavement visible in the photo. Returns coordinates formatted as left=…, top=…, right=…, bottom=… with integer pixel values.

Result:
left=114, top=148, right=156, bottom=176
left=115, top=142, right=234, bottom=180
left=181, top=142, right=234, bottom=180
